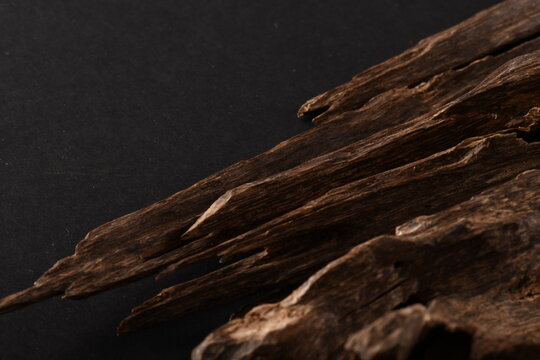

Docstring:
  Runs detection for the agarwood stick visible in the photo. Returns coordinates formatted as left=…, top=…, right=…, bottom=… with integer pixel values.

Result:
left=192, top=170, right=540, bottom=359
left=118, top=128, right=540, bottom=333
left=183, top=53, right=540, bottom=243
left=0, top=2, right=539, bottom=347
left=298, top=0, right=540, bottom=124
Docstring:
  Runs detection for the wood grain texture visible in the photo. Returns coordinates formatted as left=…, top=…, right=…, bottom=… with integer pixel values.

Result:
left=0, top=3, right=538, bottom=358
left=91, top=51, right=540, bottom=330
left=298, top=0, right=540, bottom=124
left=117, top=126, right=540, bottom=334
left=184, top=53, right=540, bottom=242
left=193, top=170, right=540, bottom=359
left=0, top=1, right=537, bottom=311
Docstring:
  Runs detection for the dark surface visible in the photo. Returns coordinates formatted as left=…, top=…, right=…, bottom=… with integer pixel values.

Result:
left=0, top=0, right=499, bottom=359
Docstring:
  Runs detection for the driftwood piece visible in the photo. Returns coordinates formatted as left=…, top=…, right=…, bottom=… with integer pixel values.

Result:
left=0, top=2, right=539, bottom=358
left=193, top=170, right=540, bottom=359
left=0, top=4, right=537, bottom=314
left=28, top=50, right=539, bottom=330
left=298, top=0, right=540, bottom=124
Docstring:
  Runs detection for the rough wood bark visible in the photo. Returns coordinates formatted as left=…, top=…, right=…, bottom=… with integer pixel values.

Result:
left=3, top=49, right=537, bottom=317
left=7, top=34, right=538, bottom=313
left=342, top=298, right=540, bottom=360
left=193, top=170, right=540, bottom=360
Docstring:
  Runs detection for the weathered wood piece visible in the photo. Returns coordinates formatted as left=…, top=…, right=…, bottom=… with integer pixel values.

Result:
left=117, top=127, right=540, bottom=334
left=0, top=4, right=538, bottom=357
left=298, top=0, right=540, bottom=124
left=192, top=170, right=540, bottom=359
left=1, top=1, right=539, bottom=314
left=183, top=53, right=540, bottom=242
left=45, top=54, right=540, bottom=328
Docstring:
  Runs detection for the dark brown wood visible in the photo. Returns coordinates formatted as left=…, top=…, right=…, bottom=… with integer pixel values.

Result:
left=342, top=297, right=540, bottom=360
left=3, top=49, right=537, bottom=315
left=183, top=54, right=540, bottom=242
left=1, top=2, right=539, bottom=314
left=192, top=170, right=540, bottom=359
left=0, top=3, right=539, bottom=359
left=117, top=127, right=540, bottom=334
left=298, top=0, right=540, bottom=124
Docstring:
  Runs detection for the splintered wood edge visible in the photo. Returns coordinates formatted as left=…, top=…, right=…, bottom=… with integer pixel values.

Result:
left=0, top=3, right=538, bottom=352
left=192, top=170, right=540, bottom=359
left=298, top=0, right=540, bottom=124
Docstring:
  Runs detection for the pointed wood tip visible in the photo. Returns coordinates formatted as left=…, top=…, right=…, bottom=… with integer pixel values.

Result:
left=297, top=93, right=333, bottom=124
left=116, top=288, right=174, bottom=335
left=0, top=285, right=60, bottom=314
left=116, top=317, right=135, bottom=336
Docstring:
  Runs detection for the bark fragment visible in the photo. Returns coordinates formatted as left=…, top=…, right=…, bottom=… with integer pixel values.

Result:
left=1, top=1, right=539, bottom=314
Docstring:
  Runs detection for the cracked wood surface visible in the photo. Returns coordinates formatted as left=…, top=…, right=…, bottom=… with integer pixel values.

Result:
left=193, top=170, right=540, bottom=360
left=7, top=27, right=538, bottom=314
left=3, top=50, right=537, bottom=322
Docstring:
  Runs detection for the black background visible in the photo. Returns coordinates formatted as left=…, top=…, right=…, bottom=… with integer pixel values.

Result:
left=0, top=1, right=499, bottom=359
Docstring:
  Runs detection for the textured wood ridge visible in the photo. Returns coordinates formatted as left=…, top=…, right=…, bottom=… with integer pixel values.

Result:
left=193, top=170, right=540, bottom=359
left=1, top=1, right=539, bottom=359
left=298, top=0, right=540, bottom=124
